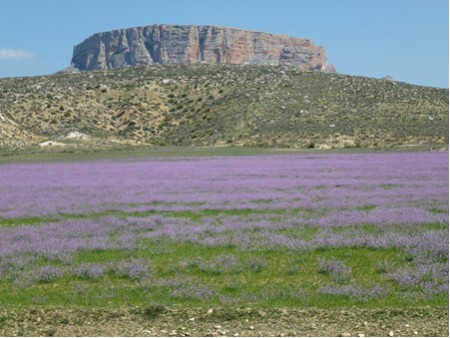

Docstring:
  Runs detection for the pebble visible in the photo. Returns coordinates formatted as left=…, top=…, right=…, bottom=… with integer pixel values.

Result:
left=249, top=326, right=255, bottom=330
left=413, top=331, right=418, bottom=335
left=189, top=317, right=195, bottom=321
left=258, top=310, right=267, bottom=317
left=388, top=330, right=394, bottom=337
left=404, top=324, right=409, bottom=328
left=363, top=321, right=368, bottom=326
left=340, top=333, right=351, bottom=337
left=358, top=334, right=365, bottom=337
left=214, top=325, right=222, bottom=329
left=207, top=309, right=214, bottom=315
left=233, top=333, right=239, bottom=337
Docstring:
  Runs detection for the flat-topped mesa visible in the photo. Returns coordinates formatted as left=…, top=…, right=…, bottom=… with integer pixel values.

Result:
left=70, top=24, right=334, bottom=72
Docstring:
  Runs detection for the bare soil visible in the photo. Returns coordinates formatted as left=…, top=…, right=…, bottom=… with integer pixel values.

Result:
left=0, top=306, right=448, bottom=337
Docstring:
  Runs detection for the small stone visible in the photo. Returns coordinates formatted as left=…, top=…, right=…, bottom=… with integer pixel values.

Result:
left=249, top=326, right=255, bottom=330
left=404, top=324, right=409, bottom=328
left=214, top=325, right=222, bottom=329
left=363, top=321, right=368, bottom=326
left=184, top=332, right=191, bottom=337
left=413, top=331, right=418, bottom=335
left=207, top=309, right=214, bottom=315
left=189, top=317, right=195, bottom=321
left=281, top=309, right=289, bottom=316
left=358, top=334, right=365, bottom=337
left=233, top=333, right=239, bottom=337
left=388, top=331, right=394, bottom=337
left=340, top=333, right=351, bottom=337
left=258, top=310, right=267, bottom=317
left=169, top=331, right=178, bottom=337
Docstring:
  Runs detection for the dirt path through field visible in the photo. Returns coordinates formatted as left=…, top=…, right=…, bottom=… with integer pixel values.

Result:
left=0, top=306, right=448, bottom=337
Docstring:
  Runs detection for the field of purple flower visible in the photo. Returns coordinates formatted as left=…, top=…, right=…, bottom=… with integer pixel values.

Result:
left=0, top=151, right=448, bottom=307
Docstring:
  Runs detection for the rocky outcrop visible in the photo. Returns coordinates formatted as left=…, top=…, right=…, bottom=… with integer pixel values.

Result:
left=71, top=24, right=334, bottom=72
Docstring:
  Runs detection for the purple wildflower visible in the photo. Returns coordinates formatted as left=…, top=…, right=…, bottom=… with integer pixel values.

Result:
left=115, top=258, right=151, bottom=280
left=32, top=266, right=65, bottom=283
left=318, top=258, right=352, bottom=282
left=74, top=263, right=107, bottom=280
left=319, top=284, right=388, bottom=301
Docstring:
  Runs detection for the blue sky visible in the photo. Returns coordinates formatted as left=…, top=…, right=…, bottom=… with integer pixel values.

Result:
left=0, top=0, right=448, bottom=88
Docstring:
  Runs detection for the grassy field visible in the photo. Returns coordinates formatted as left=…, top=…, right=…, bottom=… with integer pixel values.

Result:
left=0, top=150, right=447, bottom=313
left=0, top=143, right=443, bottom=163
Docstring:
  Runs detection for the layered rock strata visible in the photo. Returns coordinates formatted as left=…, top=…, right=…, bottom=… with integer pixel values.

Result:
left=71, top=24, right=333, bottom=71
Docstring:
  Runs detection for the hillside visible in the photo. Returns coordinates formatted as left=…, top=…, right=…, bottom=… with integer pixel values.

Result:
left=0, top=64, right=448, bottom=153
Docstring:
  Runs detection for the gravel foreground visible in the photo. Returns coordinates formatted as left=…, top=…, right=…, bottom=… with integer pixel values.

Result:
left=0, top=306, right=448, bottom=337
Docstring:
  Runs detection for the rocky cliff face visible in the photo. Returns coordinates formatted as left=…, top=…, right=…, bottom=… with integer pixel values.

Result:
left=71, top=24, right=333, bottom=72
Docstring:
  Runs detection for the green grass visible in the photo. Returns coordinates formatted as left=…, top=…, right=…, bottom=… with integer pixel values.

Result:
left=1, top=144, right=440, bottom=165
left=0, top=207, right=305, bottom=227
left=1, top=197, right=447, bottom=310
left=357, top=205, right=377, bottom=212
left=1, top=238, right=446, bottom=309
left=0, top=216, right=55, bottom=227
left=275, top=225, right=319, bottom=241
left=0, top=146, right=292, bottom=163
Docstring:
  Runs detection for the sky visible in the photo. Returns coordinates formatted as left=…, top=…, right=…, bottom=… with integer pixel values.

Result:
left=0, top=0, right=448, bottom=88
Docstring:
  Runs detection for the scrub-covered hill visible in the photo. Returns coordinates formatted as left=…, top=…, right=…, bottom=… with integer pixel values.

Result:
left=0, top=64, right=447, bottom=152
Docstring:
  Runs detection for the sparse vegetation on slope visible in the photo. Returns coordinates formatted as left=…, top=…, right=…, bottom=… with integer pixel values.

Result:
left=0, top=64, right=447, bottom=152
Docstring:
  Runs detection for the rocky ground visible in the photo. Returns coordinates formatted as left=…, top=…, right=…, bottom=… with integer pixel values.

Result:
left=0, top=306, right=448, bottom=337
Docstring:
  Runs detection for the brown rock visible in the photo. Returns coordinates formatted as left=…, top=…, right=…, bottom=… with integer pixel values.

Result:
left=71, top=24, right=333, bottom=72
